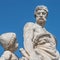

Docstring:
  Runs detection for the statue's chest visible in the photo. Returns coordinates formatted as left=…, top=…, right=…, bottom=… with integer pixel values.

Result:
left=34, top=26, right=47, bottom=36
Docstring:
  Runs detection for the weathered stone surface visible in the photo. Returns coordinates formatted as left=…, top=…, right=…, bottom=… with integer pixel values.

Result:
left=0, top=32, right=18, bottom=60
left=20, top=5, right=60, bottom=60
left=0, top=5, right=60, bottom=60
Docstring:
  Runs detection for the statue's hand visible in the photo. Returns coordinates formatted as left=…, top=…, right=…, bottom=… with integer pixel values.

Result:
left=19, top=48, right=29, bottom=59
left=1, top=51, right=12, bottom=60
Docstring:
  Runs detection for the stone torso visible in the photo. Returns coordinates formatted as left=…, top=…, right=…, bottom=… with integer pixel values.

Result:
left=23, top=22, right=59, bottom=60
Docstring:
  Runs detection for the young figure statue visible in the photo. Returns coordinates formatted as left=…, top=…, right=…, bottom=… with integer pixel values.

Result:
left=0, top=32, right=18, bottom=60
left=20, top=5, right=60, bottom=60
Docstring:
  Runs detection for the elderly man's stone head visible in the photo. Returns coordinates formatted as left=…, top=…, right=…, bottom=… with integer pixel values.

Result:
left=34, top=5, right=48, bottom=27
left=0, top=32, right=18, bottom=52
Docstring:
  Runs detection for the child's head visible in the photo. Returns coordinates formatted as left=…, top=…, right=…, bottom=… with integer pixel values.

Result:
left=0, top=32, right=18, bottom=52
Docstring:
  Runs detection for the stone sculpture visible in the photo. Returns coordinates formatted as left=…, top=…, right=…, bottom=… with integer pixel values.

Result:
left=0, top=5, right=60, bottom=60
left=0, top=32, right=18, bottom=60
left=20, top=5, right=60, bottom=60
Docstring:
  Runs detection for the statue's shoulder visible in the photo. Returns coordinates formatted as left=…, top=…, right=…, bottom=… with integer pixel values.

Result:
left=1, top=51, right=12, bottom=58
left=24, top=22, right=35, bottom=30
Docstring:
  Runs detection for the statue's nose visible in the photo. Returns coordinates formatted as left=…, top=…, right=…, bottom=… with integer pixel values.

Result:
left=40, top=16, right=43, bottom=18
left=40, top=13, right=43, bottom=17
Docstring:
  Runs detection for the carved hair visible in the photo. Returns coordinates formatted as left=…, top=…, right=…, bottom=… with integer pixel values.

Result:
left=0, top=32, right=16, bottom=49
left=34, top=5, right=48, bottom=17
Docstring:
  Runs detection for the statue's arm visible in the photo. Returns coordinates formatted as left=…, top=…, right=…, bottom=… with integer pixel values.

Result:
left=20, top=22, right=35, bottom=59
left=0, top=51, right=12, bottom=60
left=23, top=22, right=34, bottom=55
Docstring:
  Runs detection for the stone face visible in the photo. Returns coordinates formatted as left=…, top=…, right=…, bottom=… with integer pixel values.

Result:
left=0, top=5, right=60, bottom=60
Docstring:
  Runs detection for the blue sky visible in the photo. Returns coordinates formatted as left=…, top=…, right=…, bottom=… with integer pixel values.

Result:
left=0, top=0, right=60, bottom=58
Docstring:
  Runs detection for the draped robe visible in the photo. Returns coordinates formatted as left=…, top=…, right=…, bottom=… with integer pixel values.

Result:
left=24, top=22, right=60, bottom=60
